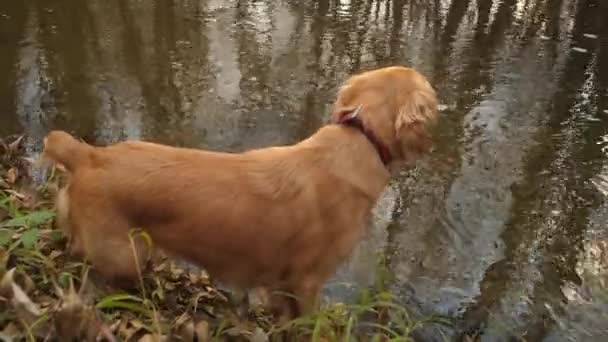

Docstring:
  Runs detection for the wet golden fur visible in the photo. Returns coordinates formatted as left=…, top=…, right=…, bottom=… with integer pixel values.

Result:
left=41, top=66, right=438, bottom=319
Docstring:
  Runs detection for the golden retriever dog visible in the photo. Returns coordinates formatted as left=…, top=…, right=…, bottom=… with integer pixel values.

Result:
left=42, top=66, right=438, bottom=320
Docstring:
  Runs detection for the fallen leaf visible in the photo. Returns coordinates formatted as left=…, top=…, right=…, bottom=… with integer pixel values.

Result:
left=14, top=269, right=35, bottom=293
left=138, top=333, right=164, bottom=342
left=11, top=281, right=42, bottom=316
left=20, top=156, right=37, bottom=165
left=0, top=322, right=21, bottom=339
left=0, top=268, right=36, bottom=299
left=188, top=271, right=200, bottom=284
left=194, top=320, right=210, bottom=341
left=223, top=326, right=246, bottom=337
left=170, top=263, right=185, bottom=279
left=7, top=135, right=24, bottom=153
left=164, top=282, right=176, bottom=291
left=109, top=319, right=121, bottom=333
left=37, top=294, right=55, bottom=308
left=19, top=190, right=39, bottom=210
left=250, top=327, right=269, bottom=342
left=117, top=318, right=148, bottom=341
left=153, top=260, right=168, bottom=272
left=174, top=313, right=195, bottom=341
left=98, top=323, right=119, bottom=342
left=54, top=282, right=88, bottom=340
left=49, top=250, right=63, bottom=260
left=0, top=267, right=16, bottom=298
left=6, top=168, right=17, bottom=184
left=53, top=274, right=114, bottom=342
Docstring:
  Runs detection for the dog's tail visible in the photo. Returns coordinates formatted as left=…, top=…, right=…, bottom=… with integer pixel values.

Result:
left=43, top=130, right=92, bottom=172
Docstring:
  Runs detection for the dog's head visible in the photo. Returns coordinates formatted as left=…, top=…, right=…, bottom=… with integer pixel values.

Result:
left=331, top=66, right=438, bottom=165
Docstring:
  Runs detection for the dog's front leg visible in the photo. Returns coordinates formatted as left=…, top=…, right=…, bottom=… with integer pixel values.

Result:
left=291, top=281, right=321, bottom=318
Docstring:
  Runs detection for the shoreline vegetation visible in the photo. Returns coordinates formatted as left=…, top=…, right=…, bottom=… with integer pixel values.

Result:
left=0, top=134, right=450, bottom=341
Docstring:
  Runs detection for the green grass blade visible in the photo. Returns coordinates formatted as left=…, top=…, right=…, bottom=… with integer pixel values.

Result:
left=96, top=293, right=145, bottom=311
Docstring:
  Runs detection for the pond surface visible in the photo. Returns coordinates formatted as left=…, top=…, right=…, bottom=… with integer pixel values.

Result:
left=1, top=0, right=607, bottom=340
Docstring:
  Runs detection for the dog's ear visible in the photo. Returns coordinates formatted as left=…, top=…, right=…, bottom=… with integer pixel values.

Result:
left=394, top=89, right=438, bottom=162
left=331, top=105, right=357, bottom=123
left=332, top=105, right=363, bottom=124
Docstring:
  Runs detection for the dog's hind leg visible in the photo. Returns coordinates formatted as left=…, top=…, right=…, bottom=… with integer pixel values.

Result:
left=70, top=203, right=151, bottom=288
left=267, top=280, right=321, bottom=324
left=55, top=186, right=85, bottom=257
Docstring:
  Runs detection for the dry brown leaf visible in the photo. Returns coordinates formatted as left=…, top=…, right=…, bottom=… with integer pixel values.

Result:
left=194, top=320, right=210, bottom=342
left=16, top=270, right=35, bottom=294
left=187, top=271, right=200, bottom=284
left=20, top=156, right=37, bottom=165
left=250, top=327, right=269, bottom=342
left=153, top=260, right=168, bottom=273
left=6, top=168, right=17, bottom=184
left=173, top=313, right=195, bottom=341
left=37, top=294, right=55, bottom=308
left=98, top=323, right=119, bottom=342
left=109, top=319, right=121, bottom=332
left=53, top=278, right=112, bottom=342
left=7, top=135, right=24, bottom=153
left=223, top=326, right=247, bottom=337
left=138, top=333, right=164, bottom=342
left=118, top=319, right=149, bottom=341
left=54, top=282, right=90, bottom=339
left=178, top=322, right=195, bottom=341
left=117, top=320, right=136, bottom=340
left=170, top=263, right=185, bottom=280
left=0, top=268, right=35, bottom=298
left=19, top=190, right=39, bottom=210
left=12, top=281, right=42, bottom=316
left=0, top=268, right=16, bottom=298
left=0, top=322, right=21, bottom=339
left=49, top=250, right=63, bottom=260
left=174, top=312, right=190, bottom=327
left=1, top=268, right=36, bottom=295
left=186, top=269, right=210, bottom=286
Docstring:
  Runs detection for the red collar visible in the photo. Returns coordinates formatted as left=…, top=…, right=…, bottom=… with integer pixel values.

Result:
left=334, top=105, right=392, bottom=166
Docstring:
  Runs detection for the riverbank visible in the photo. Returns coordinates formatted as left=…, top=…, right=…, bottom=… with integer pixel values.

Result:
left=0, top=134, right=449, bottom=341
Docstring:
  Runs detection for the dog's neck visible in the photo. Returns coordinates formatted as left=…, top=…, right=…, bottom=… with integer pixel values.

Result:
left=334, top=109, right=392, bottom=166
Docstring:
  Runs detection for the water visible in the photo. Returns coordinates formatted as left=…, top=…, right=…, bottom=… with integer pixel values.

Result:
left=1, top=0, right=607, bottom=340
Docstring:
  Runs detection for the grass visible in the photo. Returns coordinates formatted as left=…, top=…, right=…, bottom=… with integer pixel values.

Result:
left=0, top=134, right=452, bottom=341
